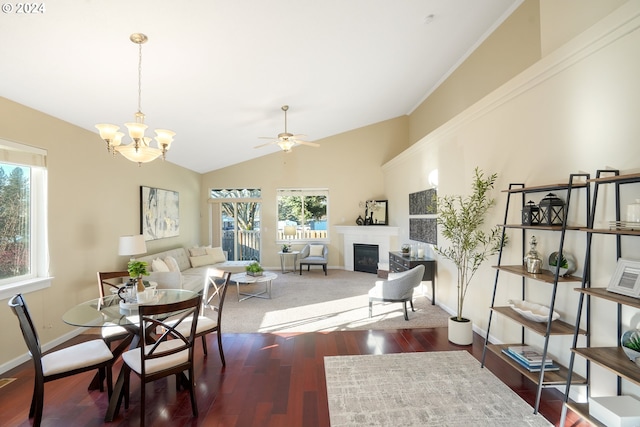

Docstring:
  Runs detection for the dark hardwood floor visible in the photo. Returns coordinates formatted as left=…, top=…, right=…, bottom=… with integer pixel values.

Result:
left=0, top=328, right=588, bottom=427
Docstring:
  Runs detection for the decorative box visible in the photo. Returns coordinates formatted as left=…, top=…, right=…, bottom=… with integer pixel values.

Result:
left=589, top=395, right=640, bottom=427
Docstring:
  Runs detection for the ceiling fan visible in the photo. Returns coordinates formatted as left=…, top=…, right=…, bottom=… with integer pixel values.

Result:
left=255, top=105, right=320, bottom=153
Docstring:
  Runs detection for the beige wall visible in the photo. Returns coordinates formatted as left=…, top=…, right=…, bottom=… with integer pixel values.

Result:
left=408, top=0, right=542, bottom=145
left=540, top=0, right=627, bottom=55
left=0, top=97, right=201, bottom=371
left=388, top=0, right=640, bottom=398
left=200, top=116, right=410, bottom=270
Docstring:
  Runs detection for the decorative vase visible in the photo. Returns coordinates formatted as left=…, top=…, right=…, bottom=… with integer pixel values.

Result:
left=448, top=317, right=473, bottom=345
left=136, top=276, right=145, bottom=292
left=621, top=330, right=640, bottom=363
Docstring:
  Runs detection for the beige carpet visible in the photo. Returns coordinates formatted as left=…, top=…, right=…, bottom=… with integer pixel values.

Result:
left=325, top=351, right=553, bottom=427
left=219, top=269, right=450, bottom=333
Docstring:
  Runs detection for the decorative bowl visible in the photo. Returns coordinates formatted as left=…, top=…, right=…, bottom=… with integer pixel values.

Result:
left=508, top=299, right=560, bottom=323
left=548, top=251, right=576, bottom=276
left=621, top=330, right=640, bottom=362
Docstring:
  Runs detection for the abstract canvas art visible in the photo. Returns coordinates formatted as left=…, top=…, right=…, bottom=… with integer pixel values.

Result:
left=140, top=186, right=179, bottom=241
left=409, top=218, right=437, bottom=244
left=409, top=188, right=437, bottom=215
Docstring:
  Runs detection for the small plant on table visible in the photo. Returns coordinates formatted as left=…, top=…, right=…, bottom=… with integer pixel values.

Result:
left=246, top=261, right=264, bottom=276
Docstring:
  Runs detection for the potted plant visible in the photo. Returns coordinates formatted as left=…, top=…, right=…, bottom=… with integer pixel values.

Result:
left=548, top=251, right=576, bottom=276
left=435, top=167, right=506, bottom=345
left=246, top=261, right=264, bottom=277
left=282, top=243, right=290, bottom=253
left=127, top=260, right=149, bottom=292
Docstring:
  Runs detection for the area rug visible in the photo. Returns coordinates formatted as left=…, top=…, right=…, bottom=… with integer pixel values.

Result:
left=220, top=269, right=450, bottom=333
left=324, top=351, right=552, bottom=427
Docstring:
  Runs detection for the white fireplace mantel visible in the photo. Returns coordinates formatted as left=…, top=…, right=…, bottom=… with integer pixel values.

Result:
left=334, top=225, right=399, bottom=271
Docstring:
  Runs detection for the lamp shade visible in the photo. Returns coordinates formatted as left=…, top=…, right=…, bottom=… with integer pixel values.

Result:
left=118, top=235, right=147, bottom=256
left=283, top=225, right=297, bottom=237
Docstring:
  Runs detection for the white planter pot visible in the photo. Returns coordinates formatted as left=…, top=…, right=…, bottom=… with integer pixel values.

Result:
left=448, top=317, right=473, bottom=345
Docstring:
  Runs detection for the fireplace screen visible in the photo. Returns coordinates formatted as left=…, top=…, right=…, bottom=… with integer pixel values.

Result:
left=353, top=243, right=379, bottom=274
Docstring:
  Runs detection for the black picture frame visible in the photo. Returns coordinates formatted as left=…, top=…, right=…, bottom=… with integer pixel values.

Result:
left=409, top=218, right=437, bottom=244
left=369, top=200, right=388, bottom=225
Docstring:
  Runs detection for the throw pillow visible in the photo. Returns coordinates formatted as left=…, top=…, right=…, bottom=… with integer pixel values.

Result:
left=190, top=253, right=215, bottom=268
left=151, top=258, right=170, bottom=272
left=309, top=244, right=324, bottom=257
left=205, top=246, right=227, bottom=263
left=189, top=246, right=207, bottom=257
left=164, top=256, right=180, bottom=272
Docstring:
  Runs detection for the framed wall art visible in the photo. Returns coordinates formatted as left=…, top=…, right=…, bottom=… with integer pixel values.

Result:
left=140, top=186, right=180, bottom=241
left=409, top=218, right=437, bottom=245
left=607, top=258, right=640, bottom=298
left=409, top=189, right=437, bottom=215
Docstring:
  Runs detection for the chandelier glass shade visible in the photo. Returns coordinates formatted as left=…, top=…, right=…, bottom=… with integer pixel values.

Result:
left=96, top=33, right=175, bottom=166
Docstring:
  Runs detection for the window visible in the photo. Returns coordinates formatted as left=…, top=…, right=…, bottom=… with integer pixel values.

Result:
left=0, top=139, right=49, bottom=300
left=277, top=189, right=328, bottom=242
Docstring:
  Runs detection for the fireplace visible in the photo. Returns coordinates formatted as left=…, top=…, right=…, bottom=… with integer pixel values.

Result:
left=353, top=244, right=379, bottom=274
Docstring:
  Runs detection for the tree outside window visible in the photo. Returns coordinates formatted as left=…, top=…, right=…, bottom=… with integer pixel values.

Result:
left=277, top=189, right=328, bottom=241
left=0, top=164, right=30, bottom=280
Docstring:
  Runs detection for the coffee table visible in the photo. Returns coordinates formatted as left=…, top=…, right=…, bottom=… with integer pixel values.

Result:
left=231, top=271, right=277, bottom=302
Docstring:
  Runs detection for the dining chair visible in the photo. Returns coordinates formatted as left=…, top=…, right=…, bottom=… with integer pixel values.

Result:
left=97, top=271, right=132, bottom=344
left=97, top=271, right=133, bottom=383
left=168, top=267, right=231, bottom=365
left=8, top=294, right=115, bottom=427
left=115, top=294, right=202, bottom=426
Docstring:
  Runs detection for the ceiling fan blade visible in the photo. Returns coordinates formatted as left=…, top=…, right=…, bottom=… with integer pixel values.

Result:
left=258, top=136, right=278, bottom=140
left=295, top=140, right=320, bottom=147
left=254, top=141, right=278, bottom=149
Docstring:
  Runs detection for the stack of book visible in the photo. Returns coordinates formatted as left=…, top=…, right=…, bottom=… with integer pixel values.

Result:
left=502, top=345, right=560, bottom=372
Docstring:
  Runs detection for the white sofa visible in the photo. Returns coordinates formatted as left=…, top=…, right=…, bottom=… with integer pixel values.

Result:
left=137, top=246, right=251, bottom=293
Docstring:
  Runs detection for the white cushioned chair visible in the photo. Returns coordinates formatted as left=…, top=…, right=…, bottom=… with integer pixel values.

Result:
left=368, top=264, right=425, bottom=320
left=9, top=294, right=115, bottom=427
left=298, top=243, right=329, bottom=275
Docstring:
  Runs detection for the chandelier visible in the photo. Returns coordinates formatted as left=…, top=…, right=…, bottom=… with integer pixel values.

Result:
left=95, top=33, right=175, bottom=166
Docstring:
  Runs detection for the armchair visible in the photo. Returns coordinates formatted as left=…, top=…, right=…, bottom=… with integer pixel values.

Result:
left=368, top=264, right=424, bottom=320
left=299, top=243, right=328, bottom=275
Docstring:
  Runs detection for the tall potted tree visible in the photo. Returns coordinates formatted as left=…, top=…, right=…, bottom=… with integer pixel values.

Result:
left=435, top=167, right=505, bottom=345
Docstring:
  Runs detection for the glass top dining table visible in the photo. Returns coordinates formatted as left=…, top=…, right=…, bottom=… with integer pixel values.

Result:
left=62, top=289, right=198, bottom=328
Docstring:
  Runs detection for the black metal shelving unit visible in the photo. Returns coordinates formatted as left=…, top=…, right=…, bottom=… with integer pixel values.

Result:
left=561, top=170, right=640, bottom=425
left=481, top=173, right=591, bottom=413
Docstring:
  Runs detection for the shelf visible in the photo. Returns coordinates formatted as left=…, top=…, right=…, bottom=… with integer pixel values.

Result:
left=576, top=287, right=640, bottom=309
left=580, top=227, right=640, bottom=236
left=493, top=265, right=582, bottom=283
left=502, top=224, right=583, bottom=231
left=587, top=172, right=640, bottom=185
left=565, top=402, right=605, bottom=427
left=491, top=306, right=585, bottom=335
left=572, top=347, right=640, bottom=387
left=487, top=344, right=586, bottom=386
left=502, top=182, right=588, bottom=194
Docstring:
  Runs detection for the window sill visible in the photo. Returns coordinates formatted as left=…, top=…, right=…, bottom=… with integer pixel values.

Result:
left=0, top=276, right=53, bottom=301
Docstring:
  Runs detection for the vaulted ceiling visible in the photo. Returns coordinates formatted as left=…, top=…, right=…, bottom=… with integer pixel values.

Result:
left=0, top=0, right=521, bottom=173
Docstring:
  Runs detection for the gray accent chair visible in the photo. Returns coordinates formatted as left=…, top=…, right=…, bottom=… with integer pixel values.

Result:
left=368, top=264, right=425, bottom=320
left=299, top=243, right=329, bottom=275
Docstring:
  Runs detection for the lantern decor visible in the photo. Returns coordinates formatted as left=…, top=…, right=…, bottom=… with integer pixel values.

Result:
left=521, top=200, right=540, bottom=226
left=539, top=193, right=565, bottom=226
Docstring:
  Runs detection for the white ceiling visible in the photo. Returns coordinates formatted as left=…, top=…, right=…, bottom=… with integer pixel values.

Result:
left=0, top=0, right=521, bottom=174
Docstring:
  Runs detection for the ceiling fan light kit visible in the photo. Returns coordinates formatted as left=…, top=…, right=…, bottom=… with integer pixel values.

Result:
left=255, top=105, right=319, bottom=153
left=95, top=33, right=175, bottom=166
